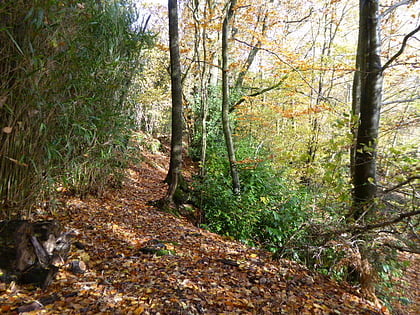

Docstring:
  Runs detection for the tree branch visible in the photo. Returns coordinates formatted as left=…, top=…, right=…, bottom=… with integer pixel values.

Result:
left=382, top=97, right=420, bottom=106
left=141, top=14, right=151, bottom=33
left=184, top=56, right=222, bottom=70
left=234, top=38, right=319, bottom=96
left=380, top=0, right=412, bottom=18
left=285, top=8, right=313, bottom=24
left=383, top=243, right=420, bottom=254
left=319, top=210, right=420, bottom=239
left=353, top=210, right=420, bottom=234
left=382, top=24, right=420, bottom=71
left=229, top=75, right=288, bottom=112
left=234, top=6, right=269, bottom=88
left=382, top=176, right=420, bottom=193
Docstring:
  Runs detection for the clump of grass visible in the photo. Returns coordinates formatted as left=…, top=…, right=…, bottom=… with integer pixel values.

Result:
left=0, top=0, right=152, bottom=218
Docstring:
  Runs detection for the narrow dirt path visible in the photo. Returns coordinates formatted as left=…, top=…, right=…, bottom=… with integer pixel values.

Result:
left=0, top=153, right=399, bottom=314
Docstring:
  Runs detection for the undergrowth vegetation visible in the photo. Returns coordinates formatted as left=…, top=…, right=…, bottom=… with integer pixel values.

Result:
left=195, top=137, right=312, bottom=249
left=191, top=133, right=417, bottom=309
left=190, top=96, right=317, bottom=263
left=185, top=88, right=418, bottom=310
left=0, top=0, right=152, bottom=217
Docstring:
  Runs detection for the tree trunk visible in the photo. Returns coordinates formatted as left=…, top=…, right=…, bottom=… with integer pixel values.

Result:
left=191, top=0, right=209, bottom=177
left=165, top=0, right=184, bottom=203
left=350, top=32, right=362, bottom=184
left=351, top=0, right=383, bottom=220
left=234, top=2, right=269, bottom=89
left=222, top=0, right=240, bottom=195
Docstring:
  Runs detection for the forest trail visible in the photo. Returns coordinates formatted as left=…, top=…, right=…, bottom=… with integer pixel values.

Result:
left=0, top=151, right=413, bottom=315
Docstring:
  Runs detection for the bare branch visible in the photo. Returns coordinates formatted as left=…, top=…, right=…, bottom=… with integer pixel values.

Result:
left=382, top=97, right=420, bottom=106
left=380, top=0, right=412, bottom=18
left=229, top=75, right=288, bottom=112
left=381, top=176, right=420, bottom=193
left=141, top=14, right=151, bottom=33
left=320, top=210, right=420, bottom=238
left=382, top=24, right=420, bottom=71
left=234, top=5, right=269, bottom=88
left=234, top=38, right=319, bottom=96
left=353, top=210, right=420, bottom=233
left=184, top=56, right=222, bottom=70
left=383, top=243, right=420, bottom=254
left=285, top=8, right=313, bottom=24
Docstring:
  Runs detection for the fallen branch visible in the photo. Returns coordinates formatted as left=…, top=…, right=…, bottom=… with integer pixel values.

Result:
left=0, top=220, right=71, bottom=288
left=382, top=176, right=420, bottom=193
left=30, top=235, right=50, bottom=267
left=319, top=210, right=420, bottom=239
left=383, top=243, right=420, bottom=254
left=278, top=222, right=308, bottom=257
left=353, top=210, right=420, bottom=234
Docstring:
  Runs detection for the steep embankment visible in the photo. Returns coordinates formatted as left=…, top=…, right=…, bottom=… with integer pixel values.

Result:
left=0, top=151, right=394, bottom=314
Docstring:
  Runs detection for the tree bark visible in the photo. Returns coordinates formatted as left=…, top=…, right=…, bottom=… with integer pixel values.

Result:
left=350, top=30, right=362, bottom=184
left=166, top=0, right=184, bottom=203
left=222, top=0, right=240, bottom=195
left=351, top=0, right=383, bottom=220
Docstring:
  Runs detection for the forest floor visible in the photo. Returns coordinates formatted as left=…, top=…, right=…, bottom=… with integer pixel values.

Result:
left=0, top=150, right=418, bottom=314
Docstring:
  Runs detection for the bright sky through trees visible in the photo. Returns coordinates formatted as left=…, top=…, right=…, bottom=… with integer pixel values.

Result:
left=139, top=0, right=167, bottom=6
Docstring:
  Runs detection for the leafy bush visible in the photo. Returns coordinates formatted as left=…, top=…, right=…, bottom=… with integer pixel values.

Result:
left=193, top=135, right=313, bottom=252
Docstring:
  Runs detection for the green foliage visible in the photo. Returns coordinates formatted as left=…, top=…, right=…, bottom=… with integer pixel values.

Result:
left=0, top=0, right=152, bottom=217
left=131, top=47, right=171, bottom=136
left=370, top=245, right=412, bottom=310
left=193, top=135, right=313, bottom=253
left=189, top=86, right=224, bottom=161
left=256, top=192, right=310, bottom=254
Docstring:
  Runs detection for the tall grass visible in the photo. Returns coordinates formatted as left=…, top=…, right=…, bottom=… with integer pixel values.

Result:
left=0, top=0, right=152, bottom=218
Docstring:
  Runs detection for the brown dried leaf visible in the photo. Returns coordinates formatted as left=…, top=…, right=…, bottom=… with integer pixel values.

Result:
left=2, top=126, right=12, bottom=133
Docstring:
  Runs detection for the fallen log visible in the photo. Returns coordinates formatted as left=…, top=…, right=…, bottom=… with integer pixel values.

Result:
left=0, top=220, right=72, bottom=288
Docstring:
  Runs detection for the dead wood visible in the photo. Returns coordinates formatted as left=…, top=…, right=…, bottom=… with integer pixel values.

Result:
left=0, top=220, right=72, bottom=288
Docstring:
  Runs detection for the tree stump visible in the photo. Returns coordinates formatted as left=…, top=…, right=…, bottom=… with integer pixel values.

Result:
left=0, top=220, right=71, bottom=288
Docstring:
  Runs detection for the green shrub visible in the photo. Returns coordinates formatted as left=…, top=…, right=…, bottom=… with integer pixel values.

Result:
left=193, top=135, right=313, bottom=251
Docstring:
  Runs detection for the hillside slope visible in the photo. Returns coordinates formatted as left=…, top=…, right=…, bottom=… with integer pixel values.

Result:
left=1, top=151, right=389, bottom=314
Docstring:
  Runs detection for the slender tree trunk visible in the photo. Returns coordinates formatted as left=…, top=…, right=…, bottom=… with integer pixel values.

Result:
left=192, top=0, right=209, bottom=177
left=166, top=0, right=183, bottom=203
left=234, top=4, right=269, bottom=89
left=222, top=0, right=240, bottom=194
left=199, top=36, right=209, bottom=177
left=351, top=40, right=362, bottom=184
left=351, top=0, right=383, bottom=220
